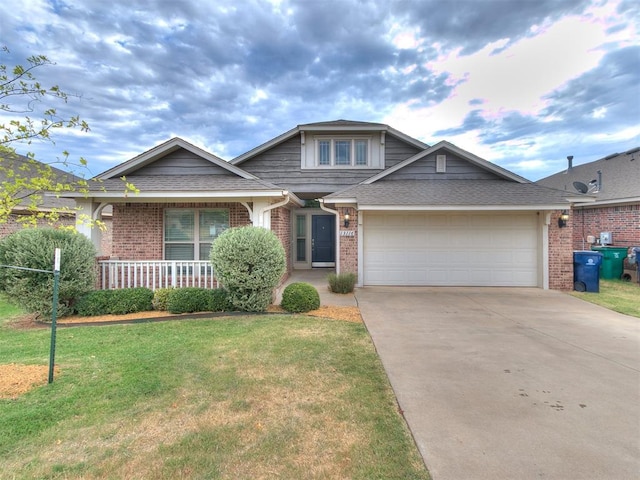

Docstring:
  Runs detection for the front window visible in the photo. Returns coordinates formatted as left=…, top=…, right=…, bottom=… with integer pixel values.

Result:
left=164, top=208, right=229, bottom=260
left=315, top=137, right=369, bottom=167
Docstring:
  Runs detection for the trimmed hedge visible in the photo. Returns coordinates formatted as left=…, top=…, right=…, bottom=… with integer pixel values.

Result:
left=281, top=282, right=320, bottom=313
left=75, top=288, right=154, bottom=316
left=166, top=287, right=231, bottom=314
left=328, top=272, right=357, bottom=294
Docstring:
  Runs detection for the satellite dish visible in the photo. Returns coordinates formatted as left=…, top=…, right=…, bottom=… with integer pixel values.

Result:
left=573, top=181, right=588, bottom=194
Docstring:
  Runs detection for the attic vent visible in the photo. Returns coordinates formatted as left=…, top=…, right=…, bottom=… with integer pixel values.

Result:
left=436, top=154, right=447, bottom=173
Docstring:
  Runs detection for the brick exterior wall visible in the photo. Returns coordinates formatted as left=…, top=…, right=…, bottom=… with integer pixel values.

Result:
left=339, top=208, right=358, bottom=277
left=548, top=210, right=574, bottom=290
left=571, top=204, right=640, bottom=250
left=270, top=205, right=293, bottom=276
left=111, top=202, right=252, bottom=260
left=1, top=212, right=113, bottom=257
left=0, top=212, right=76, bottom=237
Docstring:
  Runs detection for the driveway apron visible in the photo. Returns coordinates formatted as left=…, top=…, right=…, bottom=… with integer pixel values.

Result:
left=356, top=287, right=640, bottom=480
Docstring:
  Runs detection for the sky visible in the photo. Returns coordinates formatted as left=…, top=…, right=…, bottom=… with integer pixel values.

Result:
left=1, top=0, right=638, bottom=181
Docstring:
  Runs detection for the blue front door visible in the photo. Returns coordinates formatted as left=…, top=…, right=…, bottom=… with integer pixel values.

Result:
left=312, top=215, right=335, bottom=267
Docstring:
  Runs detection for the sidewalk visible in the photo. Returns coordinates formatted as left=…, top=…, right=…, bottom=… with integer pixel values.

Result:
left=275, top=269, right=358, bottom=307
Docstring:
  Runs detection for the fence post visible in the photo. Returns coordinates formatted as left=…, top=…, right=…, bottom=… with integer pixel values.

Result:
left=48, top=248, right=61, bottom=384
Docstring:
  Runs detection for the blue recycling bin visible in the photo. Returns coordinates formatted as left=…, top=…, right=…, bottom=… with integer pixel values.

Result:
left=573, top=251, right=603, bottom=292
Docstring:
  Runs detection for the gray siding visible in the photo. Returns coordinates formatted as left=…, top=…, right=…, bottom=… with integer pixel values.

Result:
left=384, top=134, right=423, bottom=168
left=134, top=148, right=231, bottom=176
left=382, top=151, right=500, bottom=181
left=239, top=133, right=424, bottom=195
left=239, top=135, right=382, bottom=195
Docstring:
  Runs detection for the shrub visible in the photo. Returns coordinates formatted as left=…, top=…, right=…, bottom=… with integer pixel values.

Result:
left=328, top=272, right=357, bottom=294
left=210, top=226, right=286, bottom=312
left=281, top=282, right=320, bottom=313
left=0, top=228, right=96, bottom=318
left=209, top=288, right=232, bottom=312
left=75, top=288, right=154, bottom=316
left=166, top=287, right=231, bottom=314
left=109, top=288, right=154, bottom=315
left=152, top=287, right=174, bottom=311
left=75, top=290, right=113, bottom=316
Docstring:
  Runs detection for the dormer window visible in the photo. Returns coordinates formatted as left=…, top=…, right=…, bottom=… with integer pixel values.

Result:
left=316, top=137, right=370, bottom=167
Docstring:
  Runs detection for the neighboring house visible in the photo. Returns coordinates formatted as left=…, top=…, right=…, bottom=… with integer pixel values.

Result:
left=537, top=148, right=640, bottom=252
left=69, top=120, right=574, bottom=290
left=0, top=152, right=112, bottom=255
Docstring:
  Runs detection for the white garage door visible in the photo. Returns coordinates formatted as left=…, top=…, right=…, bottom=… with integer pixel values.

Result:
left=363, top=212, right=539, bottom=286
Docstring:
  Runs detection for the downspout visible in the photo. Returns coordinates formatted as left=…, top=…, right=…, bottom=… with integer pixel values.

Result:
left=318, top=199, right=340, bottom=274
left=259, top=192, right=292, bottom=228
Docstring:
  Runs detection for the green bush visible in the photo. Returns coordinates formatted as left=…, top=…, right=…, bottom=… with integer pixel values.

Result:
left=75, top=288, right=154, bottom=316
left=0, top=228, right=96, bottom=318
left=210, top=226, right=286, bottom=312
left=166, top=287, right=231, bottom=314
left=328, top=272, right=358, bottom=294
left=281, top=282, right=320, bottom=313
left=152, top=287, right=174, bottom=311
left=109, top=288, right=154, bottom=315
left=209, top=288, right=232, bottom=312
left=75, top=290, right=113, bottom=316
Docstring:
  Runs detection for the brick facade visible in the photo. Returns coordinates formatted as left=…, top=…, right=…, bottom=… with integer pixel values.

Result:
left=270, top=205, right=293, bottom=275
left=111, top=202, right=251, bottom=260
left=571, top=204, right=640, bottom=250
left=548, top=210, right=574, bottom=290
left=1, top=212, right=112, bottom=257
left=339, top=208, right=358, bottom=276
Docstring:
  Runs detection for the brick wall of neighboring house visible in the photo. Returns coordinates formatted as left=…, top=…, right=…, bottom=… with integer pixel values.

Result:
left=339, top=208, right=358, bottom=277
left=0, top=212, right=76, bottom=238
left=2, top=212, right=113, bottom=256
left=270, top=205, right=292, bottom=277
left=571, top=204, right=640, bottom=250
left=110, top=202, right=252, bottom=260
left=548, top=210, right=576, bottom=290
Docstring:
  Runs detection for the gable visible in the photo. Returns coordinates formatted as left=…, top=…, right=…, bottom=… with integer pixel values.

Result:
left=363, top=141, right=528, bottom=185
left=132, top=148, right=234, bottom=176
left=98, top=137, right=257, bottom=181
left=381, top=150, right=501, bottom=181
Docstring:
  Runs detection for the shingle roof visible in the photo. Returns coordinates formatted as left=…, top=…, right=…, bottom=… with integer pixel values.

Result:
left=536, top=148, right=640, bottom=203
left=0, top=152, right=80, bottom=210
left=84, top=174, right=285, bottom=193
left=325, top=179, right=570, bottom=208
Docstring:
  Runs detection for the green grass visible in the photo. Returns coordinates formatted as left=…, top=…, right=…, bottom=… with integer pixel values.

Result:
left=0, top=293, right=23, bottom=318
left=0, top=303, right=430, bottom=479
left=570, top=279, right=640, bottom=318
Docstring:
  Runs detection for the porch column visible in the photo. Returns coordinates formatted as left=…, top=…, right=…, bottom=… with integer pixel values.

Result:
left=75, top=198, right=104, bottom=255
left=252, top=200, right=271, bottom=229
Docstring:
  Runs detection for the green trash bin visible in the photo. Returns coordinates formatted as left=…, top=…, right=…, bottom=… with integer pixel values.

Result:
left=590, top=246, right=628, bottom=279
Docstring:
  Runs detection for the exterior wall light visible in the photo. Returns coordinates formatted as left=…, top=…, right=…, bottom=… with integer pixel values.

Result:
left=558, top=210, right=569, bottom=228
left=344, top=209, right=350, bottom=228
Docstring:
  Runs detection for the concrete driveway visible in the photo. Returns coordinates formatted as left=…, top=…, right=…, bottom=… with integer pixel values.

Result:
left=356, top=287, right=640, bottom=480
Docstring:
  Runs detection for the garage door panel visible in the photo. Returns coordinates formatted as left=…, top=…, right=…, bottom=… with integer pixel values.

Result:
left=364, top=212, right=539, bottom=287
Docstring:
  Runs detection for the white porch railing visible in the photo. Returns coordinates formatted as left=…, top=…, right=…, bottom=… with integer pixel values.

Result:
left=98, top=260, right=219, bottom=290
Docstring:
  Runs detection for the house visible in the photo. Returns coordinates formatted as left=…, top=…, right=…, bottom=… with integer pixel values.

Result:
left=69, top=120, right=574, bottom=290
left=537, top=148, right=640, bottom=251
left=0, top=152, right=112, bottom=256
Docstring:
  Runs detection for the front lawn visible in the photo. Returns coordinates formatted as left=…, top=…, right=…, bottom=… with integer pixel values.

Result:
left=570, top=279, right=640, bottom=318
left=0, top=308, right=429, bottom=479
